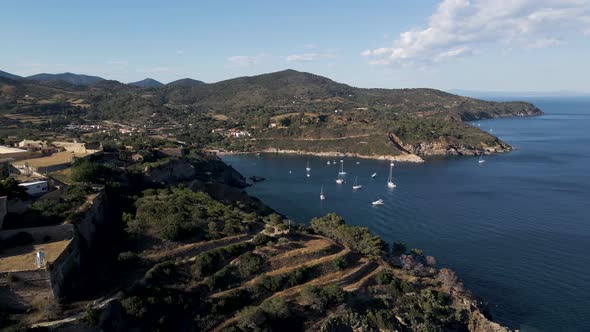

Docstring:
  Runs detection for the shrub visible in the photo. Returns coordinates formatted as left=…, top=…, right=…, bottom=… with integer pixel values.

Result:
left=311, top=213, right=386, bottom=259
left=236, top=306, right=266, bottom=330
left=298, top=284, right=345, bottom=312
left=260, top=297, right=290, bottom=319
left=84, top=307, right=101, bottom=326
left=252, top=234, right=272, bottom=246
left=120, top=296, right=147, bottom=319
left=238, top=252, right=264, bottom=278
left=192, top=242, right=252, bottom=279
left=373, top=269, right=395, bottom=285
left=332, top=256, right=348, bottom=270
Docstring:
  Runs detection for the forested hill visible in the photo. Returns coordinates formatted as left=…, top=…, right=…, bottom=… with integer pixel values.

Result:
left=0, top=69, right=543, bottom=158
left=1, top=68, right=541, bottom=121
left=160, top=69, right=542, bottom=120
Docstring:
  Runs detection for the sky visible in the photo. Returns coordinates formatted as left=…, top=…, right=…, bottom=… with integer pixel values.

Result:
left=1, top=0, right=589, bottom=93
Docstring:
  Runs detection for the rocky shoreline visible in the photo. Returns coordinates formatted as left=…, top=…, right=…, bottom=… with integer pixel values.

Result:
left=217, top=149, right=426, bottom=163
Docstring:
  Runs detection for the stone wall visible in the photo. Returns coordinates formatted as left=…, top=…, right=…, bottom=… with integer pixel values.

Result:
left=0, top=224, right=74, bottom=243
left=0, top=188, right=109, bottom=306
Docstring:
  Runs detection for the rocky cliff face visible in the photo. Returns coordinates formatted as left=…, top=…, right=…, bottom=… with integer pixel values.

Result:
left=389, top=132, right=511, bottom=157
left=456, top=101, right=544, bottom=121
left=142, top=156, right=247, bottom=188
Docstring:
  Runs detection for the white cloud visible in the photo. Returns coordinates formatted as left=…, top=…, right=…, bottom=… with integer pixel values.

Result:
left=285, top=53, right=333, bottom=62
left=225, top=54, right=268, bottom=68
left=363, top=0, right=590, bottom=66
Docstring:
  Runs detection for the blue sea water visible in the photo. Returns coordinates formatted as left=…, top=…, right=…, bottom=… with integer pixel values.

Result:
left=222, top=98, right=590, bottom=331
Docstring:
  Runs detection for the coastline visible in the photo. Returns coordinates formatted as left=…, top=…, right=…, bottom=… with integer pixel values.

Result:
left=215, top=149, right=425, bottom=163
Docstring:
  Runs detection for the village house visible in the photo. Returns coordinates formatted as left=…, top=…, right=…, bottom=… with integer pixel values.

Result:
left=17, top=140, right=49, bottom=151
left=18, top=180, right=49, bottom=196
left=227, top=128, right=252, bottom=138
left=0, top=146, right=31, bottom=160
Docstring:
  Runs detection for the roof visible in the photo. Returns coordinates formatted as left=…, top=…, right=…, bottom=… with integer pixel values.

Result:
left=0, top=146, right=28, bottom=154
left=18, top=180, right=48, bottom=187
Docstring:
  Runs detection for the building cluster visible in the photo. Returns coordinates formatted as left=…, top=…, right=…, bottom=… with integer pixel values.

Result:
left=211, top=128, right=252, bottom=138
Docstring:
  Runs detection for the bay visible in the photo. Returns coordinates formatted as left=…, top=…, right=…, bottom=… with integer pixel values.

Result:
left=222, top=98, right=590, bottom=331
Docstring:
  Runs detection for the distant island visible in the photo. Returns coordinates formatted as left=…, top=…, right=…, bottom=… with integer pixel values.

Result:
left=0, top=69, right=542, bottom=162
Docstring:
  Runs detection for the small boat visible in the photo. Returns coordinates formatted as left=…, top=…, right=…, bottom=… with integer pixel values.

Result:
left=327, top=160, right=331, bottom=165
left=352, top=177, right=363, bottom=190
left=289, top=170, right=292, bottom=174
left=336, top=178, right=344, bottom=184
left=478, top=154, right=485, bottom=164
left=371, top=173, right=377, bottom=178
left=356, top=161, right=360, bottom=165
left=306, top=173, right=311, bottom=177
left=306, top=161, right=311, bottom=172
left=372, top=199, right=384, bottom=206
left=338, top=160, right=347, bottom=175
left=387, top=162, right=396, bottom=188
left=320, top=185, right=325, bottom=200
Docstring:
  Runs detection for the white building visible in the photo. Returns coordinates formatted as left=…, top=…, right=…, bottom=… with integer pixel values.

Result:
left=18, top=181, right=49, bottom=196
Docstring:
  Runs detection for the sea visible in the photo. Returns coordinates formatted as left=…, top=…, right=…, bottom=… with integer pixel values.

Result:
left=221, top=98, right=590, bottom=331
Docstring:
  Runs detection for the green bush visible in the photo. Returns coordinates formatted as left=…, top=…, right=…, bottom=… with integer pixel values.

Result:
left=131, top=187, right=251, bottom=241
left=238, top=252, right=264, bottom=278
left=192, top=242, right=252, bottom=279
left=311, top=213, right=386, bottom=259
left=298, top=284, right=345, bottom=312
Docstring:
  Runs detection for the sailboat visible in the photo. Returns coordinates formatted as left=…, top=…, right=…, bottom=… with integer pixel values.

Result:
left=372, top=199, right=384, bottom=206
left=371, top=173, right=377, bottom=178
left=478, top=154, right=485, bottom=164
left=306, top=161, right=311, bottom=172
left=320, top=185, right=326, bottom=200
left=352, top=177, right=363, bottom=190
left=336, top=160, right=346, bottom=183
left=338, top=160, right=347, bottom=175
left=387, top=162, right=396, bottom=188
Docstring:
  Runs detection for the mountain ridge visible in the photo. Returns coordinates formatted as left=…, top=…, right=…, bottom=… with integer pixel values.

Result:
left=26, top=72, right=105, bottom=86
left=129, top=78, right=164, bottom=88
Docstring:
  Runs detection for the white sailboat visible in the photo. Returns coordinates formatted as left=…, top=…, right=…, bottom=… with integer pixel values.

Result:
left=371, top=173, right=377, bottom=178
left=387, top=162, right=396, bottom=188
left=372, top=199, right=384, bottom=206
left=352, top=177, right=363, bottom=190
left=306, top=161, right=311, bottom=172
left=320, top=185, right=325, bottom=200
left=338, top=160, right=347, bottom=175
left=478, top=154, right=485, bottom=164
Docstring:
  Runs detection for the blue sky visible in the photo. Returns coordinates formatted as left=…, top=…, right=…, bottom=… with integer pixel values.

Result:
left=2, top=0, right=589, bottom=92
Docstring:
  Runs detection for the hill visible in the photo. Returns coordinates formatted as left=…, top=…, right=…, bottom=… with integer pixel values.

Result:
left=129, top=78, right=164, bottom=88
left=26, top=72, right=105, bottom=86
left=167, top=78, right=205, bottom=87
left=0, top=70, right=22, bottom=80
left=162, top=69, right=542, bottom=120
left=0, top=69, right=543, bottom=159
